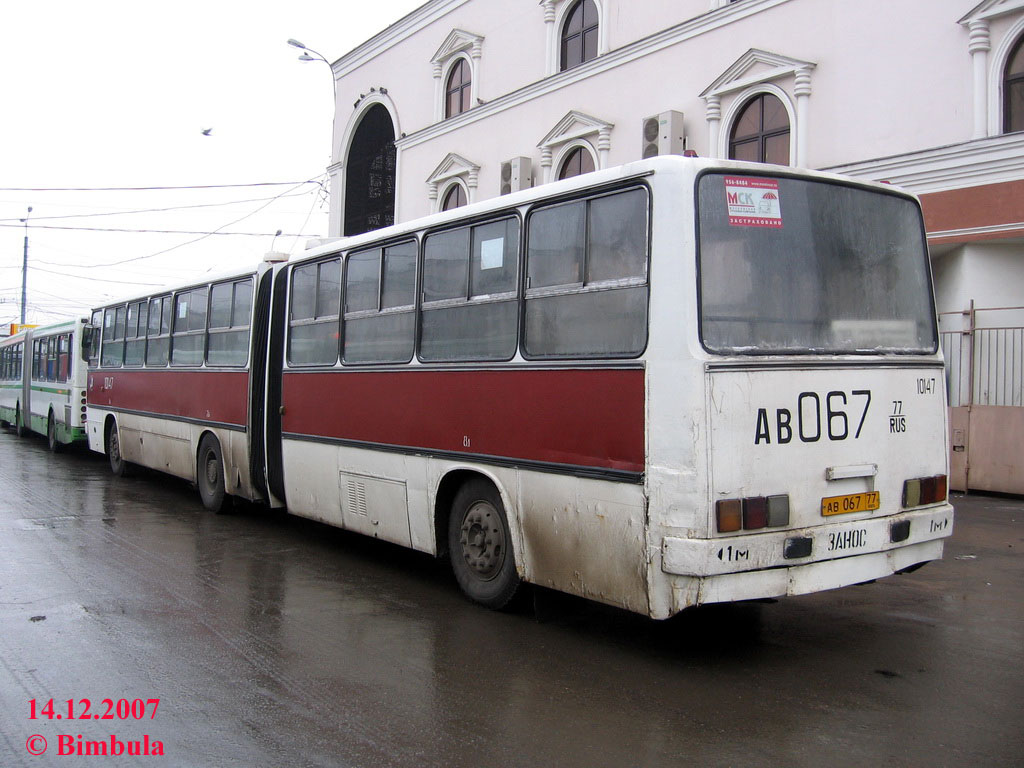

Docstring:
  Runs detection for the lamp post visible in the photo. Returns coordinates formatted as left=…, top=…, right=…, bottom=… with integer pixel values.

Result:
left=287, top=38, right=337, bottom=143
left=287, top=38, right=329, bottom=66
left=19, top=206, right=32, bottom=325
left=288, top=38, right=339, bottom=239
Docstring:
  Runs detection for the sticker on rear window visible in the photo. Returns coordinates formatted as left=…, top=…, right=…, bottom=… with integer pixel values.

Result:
left=725, top=176, right=782, bottom=229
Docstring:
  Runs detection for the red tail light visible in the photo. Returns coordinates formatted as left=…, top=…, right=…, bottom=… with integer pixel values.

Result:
left=902, top=474, right=948, bottom=508
left=717, top=494, right=790, bottom=533
left=742, top=497, right=768, bottom=529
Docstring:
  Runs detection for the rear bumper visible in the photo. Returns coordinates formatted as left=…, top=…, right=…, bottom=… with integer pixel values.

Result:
left=660, top=503, right=953, bottom=612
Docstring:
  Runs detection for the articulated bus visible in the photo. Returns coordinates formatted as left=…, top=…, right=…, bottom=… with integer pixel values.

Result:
left=1, top=318, right=89, bottom=452
left=84, top=156, right=954, bottom=618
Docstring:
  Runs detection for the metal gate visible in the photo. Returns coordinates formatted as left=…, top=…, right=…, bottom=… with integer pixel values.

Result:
left=940, top=303, right=1024, bottom=493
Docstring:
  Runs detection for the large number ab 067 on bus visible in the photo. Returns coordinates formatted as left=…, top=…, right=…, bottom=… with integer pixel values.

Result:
left=83, top=156, right=953, bottom=619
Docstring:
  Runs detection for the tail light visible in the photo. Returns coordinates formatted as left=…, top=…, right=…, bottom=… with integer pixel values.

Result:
left=902, top=474, right=947, bottom=508
left=717, top=494, right=790, bottom=533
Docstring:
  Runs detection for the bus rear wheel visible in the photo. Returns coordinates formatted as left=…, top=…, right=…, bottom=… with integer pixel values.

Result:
left=448, top=479, right=521, bottom=610
left=47, top=412, right=63, bottom=453
left=197, top=435, right=228, bottom=513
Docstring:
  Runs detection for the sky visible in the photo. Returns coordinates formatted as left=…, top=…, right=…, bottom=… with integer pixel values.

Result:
left=0, top=0, right=425, bottom=328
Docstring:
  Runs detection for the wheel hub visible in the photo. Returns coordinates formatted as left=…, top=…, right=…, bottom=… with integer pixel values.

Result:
left=459, top=502, right=504, bottom=580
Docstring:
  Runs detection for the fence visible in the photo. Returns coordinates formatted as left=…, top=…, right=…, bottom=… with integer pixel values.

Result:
left=940, top=305, right=1024, bottom=407
left=939, top=304, right=1024, bottom=494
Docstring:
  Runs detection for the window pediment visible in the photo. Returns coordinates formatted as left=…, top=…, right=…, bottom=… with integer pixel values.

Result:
left=960, top=0, right=1024, bottom=24
left=431, top=29, right=484, bottom=65
left=701, top=48, right=816, bottom=99
left=426, top=152, right=480, bottom=186
left=538, top=110, right=613, bottom=150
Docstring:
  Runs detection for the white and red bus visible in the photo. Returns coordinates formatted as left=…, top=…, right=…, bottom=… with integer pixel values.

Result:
left=1, top=318, right=90, bottom=452
left=85, top=156, right=953, bottom=618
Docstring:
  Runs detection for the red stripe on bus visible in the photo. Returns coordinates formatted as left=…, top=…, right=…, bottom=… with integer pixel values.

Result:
left=87, top=370, right=249, bottom=427
left=282, top=368, right=645, bottom=473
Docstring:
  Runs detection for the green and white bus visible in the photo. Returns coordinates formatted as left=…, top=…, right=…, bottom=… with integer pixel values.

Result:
left=1, top=318, right=89, bottom=452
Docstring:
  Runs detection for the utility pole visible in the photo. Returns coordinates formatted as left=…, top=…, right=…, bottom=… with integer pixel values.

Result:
left=19, top=206, right=32, bottom=325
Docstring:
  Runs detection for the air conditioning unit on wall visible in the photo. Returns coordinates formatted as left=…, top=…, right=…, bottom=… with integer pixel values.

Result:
left=500, top=157, right=533, bottom=195
left=641, top=110, right=685, bottom=158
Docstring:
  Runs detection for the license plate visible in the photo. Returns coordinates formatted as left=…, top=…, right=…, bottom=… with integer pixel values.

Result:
left=821, top=491, right=880, bottom=516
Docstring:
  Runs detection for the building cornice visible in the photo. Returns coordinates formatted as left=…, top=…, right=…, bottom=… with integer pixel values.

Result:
left=821, top=133, right=1024, bottom=195
left=332, top=0, right=472, bottom=78
left=394, top=0, right=794, bottom=151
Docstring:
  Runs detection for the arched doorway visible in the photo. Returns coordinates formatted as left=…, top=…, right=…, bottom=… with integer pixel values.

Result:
left=344, top=104, right=396, bottom=237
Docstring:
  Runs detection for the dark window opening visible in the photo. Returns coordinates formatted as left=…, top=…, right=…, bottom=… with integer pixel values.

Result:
left=345, top=104, right=397, bottom=237
left=441, top=183, right=467, bottom=211
left=560, top=0, right=599, bottom=71
left=445, top=58, right=472, bottom=118
left=1005, top=35, right=1024, bottom=134
left=558, top=146, right=596, bottom=180
left=729, top=93, right=791, bottom=166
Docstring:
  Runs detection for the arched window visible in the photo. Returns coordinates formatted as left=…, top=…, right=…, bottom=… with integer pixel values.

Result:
left=729, top=93, right=790, bottom=165
left=344, top=104, right=396, bottom=237
left=558, top=146, right=596, bottom=179
left=441, top=183, right=466, bottom=211
left=560, top=0, right=599, bottom=72
left=1005, top=35, right=1024, bottom=133
left=445, top=58, right=472, bottom=119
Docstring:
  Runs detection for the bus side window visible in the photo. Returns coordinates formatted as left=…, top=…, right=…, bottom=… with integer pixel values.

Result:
left=101, top=307, right=125, bottom=368
left=524, top=186, right=649, bottom=358
left=170, top=287, right=208, bottom=367
left=47, top=337, right=57, bottom=381
left=124, top=300, right=148, bottom=367
left=208, top=278, right=253, bottom=367
left=420, top=217, right=519, bottom=362
left=146, top=296, right=170, bottom=367
left=58, top=334, right=70, bottom=382
left=288, top=260, right=340, bottom=366
left=343, top=242, right=416, bottom=365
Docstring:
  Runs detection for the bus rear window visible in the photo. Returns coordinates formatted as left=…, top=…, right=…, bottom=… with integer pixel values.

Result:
left=697, top=174, right=937, bottom=355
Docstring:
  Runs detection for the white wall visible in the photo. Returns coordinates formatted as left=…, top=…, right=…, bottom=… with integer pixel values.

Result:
left=329, top=0, right=1024, bottom=233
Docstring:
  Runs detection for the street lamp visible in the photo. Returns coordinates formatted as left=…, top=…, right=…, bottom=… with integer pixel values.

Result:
left=288, top=38, right=329, bottom=66
left=288, top=38, right=338, bottom=239
left=19, top=206, right=32, bottom=325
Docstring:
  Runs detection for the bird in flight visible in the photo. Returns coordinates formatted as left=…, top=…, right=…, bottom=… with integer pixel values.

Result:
left=201, top=128, right=213, bottom=136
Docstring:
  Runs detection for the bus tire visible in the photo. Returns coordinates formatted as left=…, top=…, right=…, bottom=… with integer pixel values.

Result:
left=15, top=404, right=26, bottom=438
left=47, top=412, right=63, bottom=454
left=197, top=435, right=227, bottom=513
left=106, top=422, right=133, bottom=477
left=448, top=479, right=520, bottom=610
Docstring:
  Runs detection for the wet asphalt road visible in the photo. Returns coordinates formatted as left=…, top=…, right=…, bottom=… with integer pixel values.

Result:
left=0, top=431, right=1021, bottom=768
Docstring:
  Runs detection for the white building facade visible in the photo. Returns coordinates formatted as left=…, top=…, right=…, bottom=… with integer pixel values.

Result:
left=325, top=0, right=1024, bottom=492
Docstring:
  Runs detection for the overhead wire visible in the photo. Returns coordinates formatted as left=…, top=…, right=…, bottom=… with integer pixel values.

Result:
left=0, top=223, right=306, bottom=236
left=14, top=178, right=320, bottom=269
left=0, top=180, right=318, bottom=192
left=0, top=188, right=316, bottom=223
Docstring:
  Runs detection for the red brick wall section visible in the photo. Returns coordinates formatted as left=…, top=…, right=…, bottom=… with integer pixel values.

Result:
left=920, top=180, right=1024, bottom=244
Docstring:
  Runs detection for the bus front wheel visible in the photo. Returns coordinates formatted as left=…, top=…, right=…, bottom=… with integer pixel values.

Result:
left=106, top=423, right=132, bottom=477
left=197, top=435, right=227, bottom=513
left=448, top=479, right=521, bottom=610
